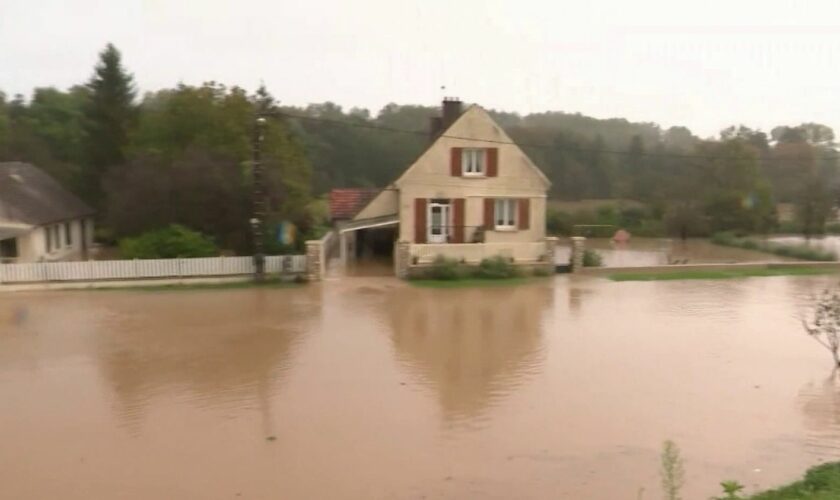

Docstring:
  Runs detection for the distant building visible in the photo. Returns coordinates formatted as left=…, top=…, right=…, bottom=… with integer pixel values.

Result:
left=0, top=162, right=95, bottom=263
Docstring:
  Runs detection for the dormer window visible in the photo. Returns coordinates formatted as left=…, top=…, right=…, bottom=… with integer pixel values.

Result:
left=462, top=148, right=486, bottom=176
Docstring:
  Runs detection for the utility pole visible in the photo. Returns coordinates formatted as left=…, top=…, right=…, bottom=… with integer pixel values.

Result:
left=251, top=116, right=267, bottom=282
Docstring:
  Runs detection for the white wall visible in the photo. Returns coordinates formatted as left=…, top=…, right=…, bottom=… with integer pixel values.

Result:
left=13, top=218, right=94, bottom=263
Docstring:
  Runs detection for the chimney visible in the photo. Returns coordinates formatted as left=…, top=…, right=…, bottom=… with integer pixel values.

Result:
left=429, top=116, right=443, bottom=140
left=441, top=97, right=463, bottom=131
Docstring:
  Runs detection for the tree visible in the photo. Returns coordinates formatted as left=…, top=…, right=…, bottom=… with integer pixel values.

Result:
left=626, top=135, right=646, bottom=198
left=802, top=288, right=840, bottom=368
left=105, top=83, right=314, bottom=253
left=83, top=43, right=136, bottom=207
left=695, top=139, right=776, bottom=233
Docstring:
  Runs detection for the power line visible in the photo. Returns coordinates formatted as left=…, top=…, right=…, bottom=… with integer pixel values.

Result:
left=267, top=110, right=840, bottom=165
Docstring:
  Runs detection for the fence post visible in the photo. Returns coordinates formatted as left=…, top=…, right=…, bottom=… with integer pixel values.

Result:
left=306, top=240, right=322, bottom=281
left=394, top=241, right=411, bottom=279
left=570, top=236, right=586, bottom=273
left=544, top=237, right=558, bottom=273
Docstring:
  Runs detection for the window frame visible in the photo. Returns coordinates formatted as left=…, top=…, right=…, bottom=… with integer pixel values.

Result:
left=461, top=148, right=486, bottom=176
left=494, top=199, right=517, bottom=230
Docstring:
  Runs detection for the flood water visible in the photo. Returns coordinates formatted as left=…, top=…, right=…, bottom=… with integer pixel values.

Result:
left=555, top=237, right=792, bottom=267
left=2, top=275, right=840, bottom=499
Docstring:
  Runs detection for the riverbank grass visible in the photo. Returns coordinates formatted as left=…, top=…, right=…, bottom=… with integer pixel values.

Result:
left=409, top=276, right=544, bottom=288
left=749, top=462, right=840, bottom=499
left=90, top=276, right=304, bottom=292
left=609, top=267, right=838, bottom=282
left=712, top=232, right=837, bottom=261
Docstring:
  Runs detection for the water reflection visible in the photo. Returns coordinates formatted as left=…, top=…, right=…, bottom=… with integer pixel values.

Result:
left=798, top=371, right=840, bottom=458
left=93, top=290, right=317, bottom=429
left=386, top=283, right=552, bottom=424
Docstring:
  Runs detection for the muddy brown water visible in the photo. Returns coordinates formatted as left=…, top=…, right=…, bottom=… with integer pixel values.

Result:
left=2, top=275, right=840, bottom=499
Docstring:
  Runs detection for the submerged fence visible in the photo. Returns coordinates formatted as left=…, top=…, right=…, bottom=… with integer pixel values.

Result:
left=0, top=255, right=307, bottom=284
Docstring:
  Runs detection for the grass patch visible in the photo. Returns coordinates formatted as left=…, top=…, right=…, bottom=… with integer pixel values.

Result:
left=609, top=267, right=838, bottom=282
left=409, top=277, right=544, bottom=288
left=712, top=232, right=837, bottom=261
left=748, top=462, right=840, bottom=499
left=88, top=276, right=303, bottom=292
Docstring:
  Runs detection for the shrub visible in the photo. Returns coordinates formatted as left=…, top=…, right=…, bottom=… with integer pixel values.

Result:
left=119, top=224, right=218, bottom=259
left=660, top=440, right=685, bottom=500
left=475, top=255, right=519, bottom=279
left=582, top=248, right=603, bottom=267
left=532, top=266, right=553, bottom=277
left=429, top=255, right=464, bottom=280
left=546, top=208, right=573, bottom=235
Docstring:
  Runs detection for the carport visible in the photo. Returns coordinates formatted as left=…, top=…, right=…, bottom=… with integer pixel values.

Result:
left=338, top=214, right=399, bottom=266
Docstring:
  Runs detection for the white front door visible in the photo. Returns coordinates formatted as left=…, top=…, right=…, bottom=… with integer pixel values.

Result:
left=428, top=202, right=450, bottom=244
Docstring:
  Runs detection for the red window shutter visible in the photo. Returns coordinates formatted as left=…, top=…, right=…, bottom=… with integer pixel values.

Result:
left=487, top=148, right=498, bottom=177
left=451, top=148, right=463, bottom=176
left=483, top=198, right=495, bottom=229
left=518, top=198, right=530, bottom=230
left=415, top=198, right=427, bottom=243
left=453, top=198, right=465, bottom=243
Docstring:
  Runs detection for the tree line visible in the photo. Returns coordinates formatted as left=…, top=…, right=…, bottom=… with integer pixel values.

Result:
left=1, top=43, right=838, bottom=255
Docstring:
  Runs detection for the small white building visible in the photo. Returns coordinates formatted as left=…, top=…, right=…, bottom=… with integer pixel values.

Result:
left=0, top=162, right=95, bottom=263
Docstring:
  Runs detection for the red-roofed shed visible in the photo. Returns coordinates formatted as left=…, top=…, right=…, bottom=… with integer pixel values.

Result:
left=329, top=188, right=379, bottom=221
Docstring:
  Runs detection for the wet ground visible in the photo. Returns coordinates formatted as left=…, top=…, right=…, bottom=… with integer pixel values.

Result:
left=2, top=275, right=840, bottom=499
left=555, top=237, right=793, bottom=267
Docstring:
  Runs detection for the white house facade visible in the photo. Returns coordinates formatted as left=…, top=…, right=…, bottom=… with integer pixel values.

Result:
left=0, top=162, right=95, bottom=263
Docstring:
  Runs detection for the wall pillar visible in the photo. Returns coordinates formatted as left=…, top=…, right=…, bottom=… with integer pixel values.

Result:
left=306, top=240, right=322, bottom=281
left=661, top=238, right=674, bottom=264
left=570, top=236, right=586, bottom=273
left=544, top=237, right=558, bottom=273
left=340, top=232, right=348, bottom=267
left=394, top=241, right=411, bottom=279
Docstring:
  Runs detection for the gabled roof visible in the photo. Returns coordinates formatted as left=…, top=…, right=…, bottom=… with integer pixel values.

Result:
left=329, top=188, right=379, bottom=220
left=0, top=162, right=94, bottom=226
left=393, top=105, right=551, bottom=189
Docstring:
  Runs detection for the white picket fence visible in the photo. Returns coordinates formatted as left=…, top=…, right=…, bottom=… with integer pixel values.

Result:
left=0, top=255, right=306, bottom=284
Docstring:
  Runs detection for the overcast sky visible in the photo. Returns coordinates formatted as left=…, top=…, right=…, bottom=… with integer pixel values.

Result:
left=2, top=0, right=840, bottom=138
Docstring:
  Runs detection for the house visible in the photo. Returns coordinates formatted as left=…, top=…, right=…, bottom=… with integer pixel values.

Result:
left=0, top=162, right=95, bottom=263
left=339, top=99, right=554, bottom=277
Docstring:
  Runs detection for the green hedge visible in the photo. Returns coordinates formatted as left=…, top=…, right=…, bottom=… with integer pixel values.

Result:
left=119, top=224, right=218, bottom=259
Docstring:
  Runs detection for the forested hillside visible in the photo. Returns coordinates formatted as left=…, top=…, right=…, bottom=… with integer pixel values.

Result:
left=1, top=43, right=838, bottom=254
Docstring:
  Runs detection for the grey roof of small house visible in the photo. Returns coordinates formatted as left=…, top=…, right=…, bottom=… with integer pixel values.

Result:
left=0, top=162, right=94, bottom=226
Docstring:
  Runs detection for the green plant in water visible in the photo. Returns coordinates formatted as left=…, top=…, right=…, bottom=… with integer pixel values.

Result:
left=712, top=480, right=746, bottom=499
left=428, top=255, right=464, bottom=281
left=582, top=248, right=603, bottom=267
left=660, top=440, right=685, bottom=500
left=475, top=255, right=519, bottom=279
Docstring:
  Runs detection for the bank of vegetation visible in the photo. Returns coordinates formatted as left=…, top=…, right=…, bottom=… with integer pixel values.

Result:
left=409, top=255, right=551, bottom=287
left=3, top=44, right=840, bottom=259
left=746, top=462, right=840, bottom=499
left=711, top=232, right=837, bottom=261
left=609, top=267, right=838, bottom=282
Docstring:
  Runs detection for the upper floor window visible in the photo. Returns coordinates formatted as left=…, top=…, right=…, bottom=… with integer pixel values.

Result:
left=462, top=148, right=486, bottom=176
left=495, top=199, right=517, bottom=229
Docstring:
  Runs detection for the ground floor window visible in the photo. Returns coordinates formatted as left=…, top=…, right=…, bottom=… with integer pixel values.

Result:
left=494, top=199, right=517, bottom=229
left=0, top=238, right=18, bottom=259
left=65, top=222, right=72, bottom=246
